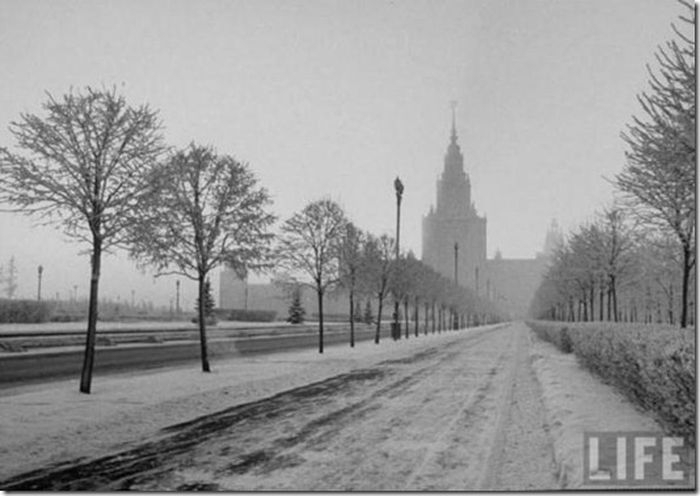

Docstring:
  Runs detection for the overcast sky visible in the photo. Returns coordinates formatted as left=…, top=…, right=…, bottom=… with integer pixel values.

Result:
left=0, top=0, right=683, bottom=307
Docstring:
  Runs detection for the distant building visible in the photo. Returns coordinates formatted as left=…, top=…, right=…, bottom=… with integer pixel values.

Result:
left=421, top=110, right=561, bottom=318
left=218, top=270, right=349, bottom=319
left=422, top=110, right=486, bottom=291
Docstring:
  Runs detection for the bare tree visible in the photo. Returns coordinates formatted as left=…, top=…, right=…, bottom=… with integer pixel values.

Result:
left=276, top=198, right=347, bottom=353
left=129, top=144, right=275, bottom=372
left=616, top=1, right=695, bottom=327
left=338, top=222, right=364, bottom=347
left=359, top=233, right=395, bottom=344
left=0, top=87, right=166, bottom=393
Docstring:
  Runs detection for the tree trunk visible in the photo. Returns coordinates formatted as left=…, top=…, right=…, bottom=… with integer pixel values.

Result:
left=680, top=246, right=691, bottom=328
left=349, top=287, right=355, bottom=347
left=589, top=286, right=595, bottom=321
left=375, top=294, right=383, bottom=344
left=668, top=282, right=675, bottom=325
left=424, top=302, right=429, bottom=335
left=431, top=303, right=436, bottom=333
left=317, top=288, right=324, bottom=353
left=568, top=297, right=574, bottom=322
left=79, top=236, right=102, bottom=394
left=599, top=281, right=605, bottom=321
left=610, top=275, right=618, bottom=322
left=403, top=299, right=409, bottom=339
left=414, top=301, right=419, bottom=337
left=197, top=272, right=211, bottom=372
left=577, top=299, right=581, bottom=322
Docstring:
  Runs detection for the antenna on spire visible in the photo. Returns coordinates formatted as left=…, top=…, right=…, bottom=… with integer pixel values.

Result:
left=449, top=100, right=458, bottom=141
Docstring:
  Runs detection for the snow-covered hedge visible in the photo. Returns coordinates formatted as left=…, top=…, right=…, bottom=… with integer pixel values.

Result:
left=527, top=321, right=695, bottom=446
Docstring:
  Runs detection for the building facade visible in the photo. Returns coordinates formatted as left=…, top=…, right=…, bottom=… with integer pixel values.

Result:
left=422, top=115, right=487, bottom=291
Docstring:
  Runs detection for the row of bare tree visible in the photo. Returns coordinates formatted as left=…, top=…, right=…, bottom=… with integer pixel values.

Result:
left=530, top=205, right=695, bottom=327
left=0, top=88, right=500, bottom=394
left=275, top=205, right=503, bottom=352
left=531, top=1, right=695, bottom=328
left=0, top=88, right=276, bottom=393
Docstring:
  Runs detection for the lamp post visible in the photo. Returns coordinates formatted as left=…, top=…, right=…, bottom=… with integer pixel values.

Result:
left=454, top=242, right=458, bottom=285
left=37, top=265, right=43, bottom=301
left=453, top=243, right=458, bottom=330
left=393, top=176, right=403, bottom=341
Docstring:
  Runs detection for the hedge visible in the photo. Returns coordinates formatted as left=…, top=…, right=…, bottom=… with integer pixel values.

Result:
left=527, top=321, right=695, bottom=446
left=0, top=299, right=54, bottom=323
left=221, top=309, right=277, bottom=322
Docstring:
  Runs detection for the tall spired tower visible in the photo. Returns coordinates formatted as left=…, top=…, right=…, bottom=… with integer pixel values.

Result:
left=422, top=104, right=487, bottom=292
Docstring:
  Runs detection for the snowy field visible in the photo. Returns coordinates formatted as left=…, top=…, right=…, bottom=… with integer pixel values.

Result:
left=0, top=322, right=693, bottom=490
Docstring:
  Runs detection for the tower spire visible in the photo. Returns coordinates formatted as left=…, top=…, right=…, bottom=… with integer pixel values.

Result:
left=449, top=100, right=458, bottom=142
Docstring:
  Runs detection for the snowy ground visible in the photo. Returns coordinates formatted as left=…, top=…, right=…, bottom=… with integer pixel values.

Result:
left=0, top=322, right=691, bottom=490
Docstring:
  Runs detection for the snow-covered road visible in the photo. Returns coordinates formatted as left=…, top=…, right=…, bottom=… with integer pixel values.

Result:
left=1, top=323, right=563, bottom=491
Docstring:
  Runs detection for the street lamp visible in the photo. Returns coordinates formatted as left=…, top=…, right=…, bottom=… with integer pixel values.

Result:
left=454, top=242, right=458, bottom=285
left=453, top=243, right=459, bottom=330
left=37, top=265, right=43, bottom=301
left=393, top=176, right=403, bottom=341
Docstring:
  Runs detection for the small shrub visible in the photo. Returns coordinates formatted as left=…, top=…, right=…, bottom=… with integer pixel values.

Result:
left=287, top=288, right=306, bottom=324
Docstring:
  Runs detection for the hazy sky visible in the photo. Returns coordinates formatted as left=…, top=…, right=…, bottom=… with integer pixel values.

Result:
left=0, top=0, right=683, bottom=307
